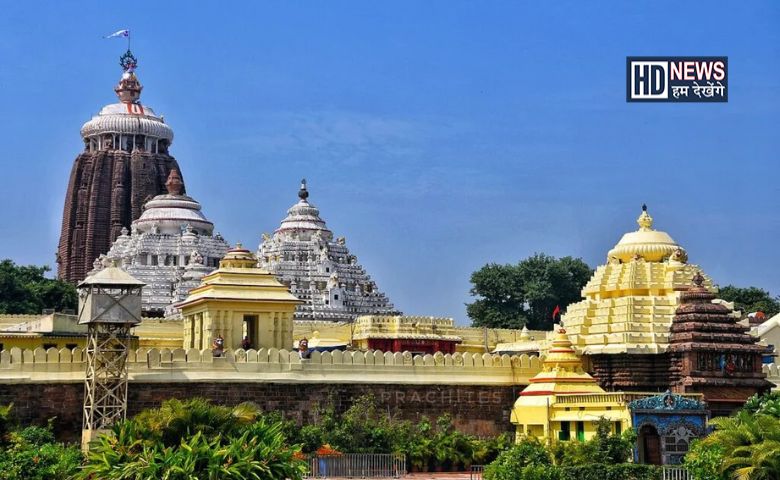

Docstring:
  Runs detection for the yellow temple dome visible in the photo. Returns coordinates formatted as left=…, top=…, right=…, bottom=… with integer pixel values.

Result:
left=511, top=328, right=631, bottom=442
left=562, top=206, right=714, bottom=356
left=607, top=205, right=686, bottom=263
left=219, top=243, right=257, bottom=269
left=520, top=328, right=605, bottom=396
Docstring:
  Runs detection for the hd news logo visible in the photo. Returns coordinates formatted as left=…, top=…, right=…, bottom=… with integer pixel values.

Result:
left=626, top=56, right=728, bottom=102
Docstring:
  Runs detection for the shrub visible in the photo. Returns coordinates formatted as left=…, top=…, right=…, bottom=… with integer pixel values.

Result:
left=550, top=418, right=634, bottom=466
left=559, top=464, right=660, bottom=480
left=0, top=424, right=82, bottom=480
left=683, top=440, right=726, bottom=480
left=483, top=437, right=552, bottom=480
left=282, top=394, right=507, bottom=471
left=77, top=398, right=306, bottom=480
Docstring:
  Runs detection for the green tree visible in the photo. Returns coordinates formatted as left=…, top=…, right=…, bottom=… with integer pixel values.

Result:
left=697, top=410, right=780, bottom=480
left=718, top=285, right=780, bottom=318
left=467, top=254, right=593, bottom=329
left=0, top=260, right=77, bottom=314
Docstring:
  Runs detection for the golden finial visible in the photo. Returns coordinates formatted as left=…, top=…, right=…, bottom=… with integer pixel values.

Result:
left=637, top=204, right=653, bottom=230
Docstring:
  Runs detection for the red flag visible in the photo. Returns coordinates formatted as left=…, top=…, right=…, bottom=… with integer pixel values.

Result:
left=552, top=305, right=561, bottom=320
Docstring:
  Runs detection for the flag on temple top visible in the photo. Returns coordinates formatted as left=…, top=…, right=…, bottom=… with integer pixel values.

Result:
left=552, top=305, right=561, bottom=321
left=104, top=29, right=130, bottom=39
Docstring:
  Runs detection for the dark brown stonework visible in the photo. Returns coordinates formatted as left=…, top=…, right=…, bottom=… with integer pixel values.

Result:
left=589, top=353, right=672, bottom=393
left=668, top=273, right=771, bottom=416
left=57, top=151, right=184, bottom=283
left=0, top=382, right=518, bottom=441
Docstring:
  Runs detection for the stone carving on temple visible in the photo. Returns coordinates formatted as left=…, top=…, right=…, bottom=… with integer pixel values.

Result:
left=57, top=50, right=185, bottom=283
left=258, top=179, right=400, bottom=322
left=94, top=169, right=230, bottom=317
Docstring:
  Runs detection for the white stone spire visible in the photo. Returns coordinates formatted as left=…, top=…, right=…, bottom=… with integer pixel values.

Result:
left=258, top=180, right=399, bottom=322
left=99, top=170, right=230, bottom=316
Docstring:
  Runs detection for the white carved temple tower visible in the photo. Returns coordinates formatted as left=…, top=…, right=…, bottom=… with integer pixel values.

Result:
left=258, top=180, right=400, bottom=322
left=95, top=169, right=230, bottom=316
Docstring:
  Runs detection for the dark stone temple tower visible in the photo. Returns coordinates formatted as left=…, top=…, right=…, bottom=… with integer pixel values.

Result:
left=57, top=51, right=184, bottom=282
left=669, top=272, right=771, bottom=416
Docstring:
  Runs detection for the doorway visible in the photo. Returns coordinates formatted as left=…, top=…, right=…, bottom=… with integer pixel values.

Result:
left=638, top=424, right=662, bottom=465
left=242, top=315, right=258, bottom=349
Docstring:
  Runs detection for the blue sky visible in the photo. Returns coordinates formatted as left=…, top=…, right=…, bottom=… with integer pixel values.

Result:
left=0, top=1, right=777, bottom=324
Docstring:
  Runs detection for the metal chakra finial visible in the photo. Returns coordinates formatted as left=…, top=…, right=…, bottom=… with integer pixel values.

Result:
left=637, top=204, right=653, bottom=230
left=119, top=49, right=138, bottom=72
left=298, top=179, right=309, bottom=201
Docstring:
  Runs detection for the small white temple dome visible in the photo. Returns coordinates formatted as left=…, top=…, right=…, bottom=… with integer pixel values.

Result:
left=134, top=169, right=213, bottom=235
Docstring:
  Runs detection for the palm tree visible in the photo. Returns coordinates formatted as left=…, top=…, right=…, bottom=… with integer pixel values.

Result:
left=703, top=411, right=780, bottom=480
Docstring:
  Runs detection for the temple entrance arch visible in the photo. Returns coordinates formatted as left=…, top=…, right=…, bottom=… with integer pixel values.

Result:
left=638, top=424, right=662, bottom=465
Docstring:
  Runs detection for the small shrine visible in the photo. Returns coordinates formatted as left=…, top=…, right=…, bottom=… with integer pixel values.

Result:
left=176, top=245, right=300, bottom=352
left=628, top=391, right=709, bottom=466
left=258, top=180, right=399, bottom=322
left=669, top=272, right=771, bottom=416
left=511, top=328, right=630, bottom=441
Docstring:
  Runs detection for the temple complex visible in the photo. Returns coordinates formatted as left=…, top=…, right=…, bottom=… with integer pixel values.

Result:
left=58, top=51, right=184, bottom=283
left=258, top=180, right=399, bottom=322
left=177, top=245, right=300, bottom=352
left=668, top=272, right=771, bottom=415
left=94, top=169, right=230, bottom=316
left=511, top=328, right=631, bottom=441
left=563, top=206, right=715, bottom=391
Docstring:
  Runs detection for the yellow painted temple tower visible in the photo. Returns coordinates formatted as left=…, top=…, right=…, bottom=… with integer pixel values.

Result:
left=511, top=328, right=630, bottom=442
left=562, top=206, right=715, bottom=391
left=177, top=244, right=300, bottom=352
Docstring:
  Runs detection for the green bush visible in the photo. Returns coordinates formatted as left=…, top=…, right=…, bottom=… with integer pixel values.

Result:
left=77, top=398, right=306, bottom=480
left=550, top=418, right=635, bottom=466
left=0, top=404, right=13, bottom=442
left=0, top=423, right=82, bottom=480
left=281, top=394, right=507, bottom=471
left=483, top=437, right=552, bottom=480
left=691, top=410, right=780, bottom=480
left=559, top=464, right=660, bottom=480
left=743, top=391, right=780, bottom=418
left=683, top=440, right=726, bottom=480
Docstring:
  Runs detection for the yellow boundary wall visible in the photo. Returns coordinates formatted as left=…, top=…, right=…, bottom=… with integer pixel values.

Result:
left=0, top=347, right=543, bottom=386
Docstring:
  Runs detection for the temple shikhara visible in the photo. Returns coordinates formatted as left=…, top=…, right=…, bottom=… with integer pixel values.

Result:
left=258, top=180, right=399, bottom=322
left=57, top=51, right=184, bottom=283
left=668, top=272, right=771, bottom=416
left=563, top=206, right=715, bottom=391
left=93, top=169, right=230, bottom=317
left=558, top=206, right=770, bottom=419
